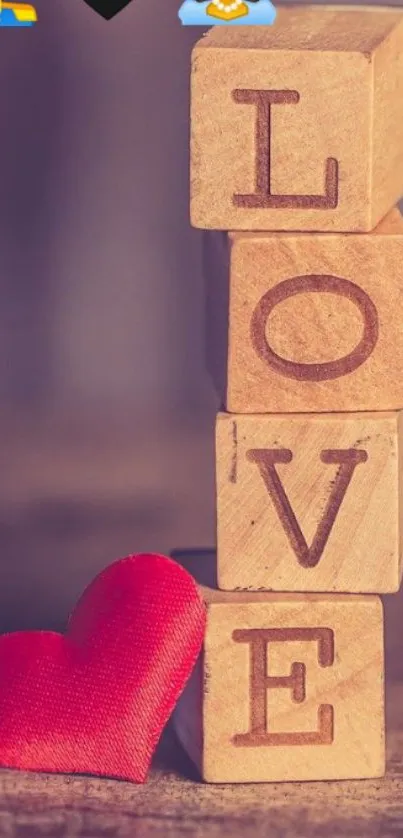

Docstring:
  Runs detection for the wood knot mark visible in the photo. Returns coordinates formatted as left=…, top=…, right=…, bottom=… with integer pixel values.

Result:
left=229, top=421, right=238, bottom=484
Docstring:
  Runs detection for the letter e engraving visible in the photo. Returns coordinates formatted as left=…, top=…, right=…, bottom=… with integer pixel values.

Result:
left=232, top=627, right=334, bottom=747
left=247, top=448, right=368, bottom=568
left=232, top=89, right=339, bottom=210
left=251, top=274, right=379, bottom=381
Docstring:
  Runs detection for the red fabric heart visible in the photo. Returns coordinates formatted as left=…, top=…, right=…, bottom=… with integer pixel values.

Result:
left=0, top=553, right=205, bottom=782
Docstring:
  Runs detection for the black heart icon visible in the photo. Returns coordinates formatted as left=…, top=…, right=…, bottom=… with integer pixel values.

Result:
left=83, top=0, right=133, bottom=19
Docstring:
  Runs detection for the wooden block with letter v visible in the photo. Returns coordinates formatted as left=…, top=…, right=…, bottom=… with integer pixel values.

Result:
left=216, top=411, right=403, bottom=593
left=191, top=5, right=403, bottom=232
left=172, top=551, right=385, bottom=783
left=205, top=208, right=403, bottom=414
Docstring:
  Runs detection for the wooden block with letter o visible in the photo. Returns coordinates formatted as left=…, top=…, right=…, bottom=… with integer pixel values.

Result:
left=191, top=6, right=403, bottom=232
left=172, top=551, right=385, bottom=783
left=205, top=208, right=403, bottom=414
left=216, top=410, right=403, bottom=593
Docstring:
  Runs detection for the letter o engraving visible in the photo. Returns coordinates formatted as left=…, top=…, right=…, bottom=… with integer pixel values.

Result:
left=250, top=274, right=379, bottom=381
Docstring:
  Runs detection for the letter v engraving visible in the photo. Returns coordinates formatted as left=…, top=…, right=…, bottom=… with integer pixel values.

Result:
left=246, top=448, right=368, bottom=568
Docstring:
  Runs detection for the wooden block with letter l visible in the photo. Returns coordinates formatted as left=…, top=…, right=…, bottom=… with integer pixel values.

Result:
left=205, top=208, right=403, bottom=414
left=191, top=5, right=403, bottom=232
left=172, top=551, right=385, bottom=783
left=216, top=410, right=403, bottom=593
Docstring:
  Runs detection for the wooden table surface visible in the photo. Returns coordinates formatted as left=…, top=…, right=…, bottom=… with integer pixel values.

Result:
left=0, top=681, right=400, bottom=838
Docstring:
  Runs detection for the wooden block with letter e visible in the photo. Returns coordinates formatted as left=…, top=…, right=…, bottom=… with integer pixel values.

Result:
left=216, top=411, right=403, bottom=593
left=172, top=551, right=385, bottom=783
left=191, top=5, right=403, bottom=232
left=205, top=208, right=403, bottom=414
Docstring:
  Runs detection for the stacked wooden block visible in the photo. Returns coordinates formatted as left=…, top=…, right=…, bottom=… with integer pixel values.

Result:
left=174, top=5, right=403, bottom=783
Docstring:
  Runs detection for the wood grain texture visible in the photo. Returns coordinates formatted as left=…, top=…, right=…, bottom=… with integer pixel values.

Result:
left=173, top=551, right=385, bottom=783
left=205, top=208, right=403, bottom=413
left=216, top=410, right=403, bottom=593
left=191, top=5, right=403, bottom=232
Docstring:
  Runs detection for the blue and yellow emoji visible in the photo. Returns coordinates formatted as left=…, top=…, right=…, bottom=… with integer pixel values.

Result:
left=0, top=1, right=37, bottom=25
left=178, top=0, right=276, bottom=26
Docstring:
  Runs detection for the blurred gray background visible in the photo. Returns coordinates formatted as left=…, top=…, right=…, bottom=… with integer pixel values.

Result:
left=0, top=0, right=401, bottom=679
